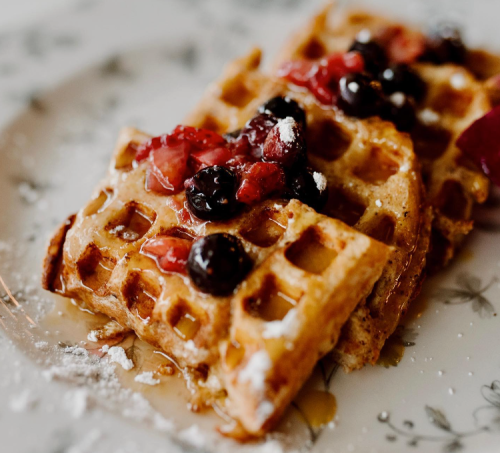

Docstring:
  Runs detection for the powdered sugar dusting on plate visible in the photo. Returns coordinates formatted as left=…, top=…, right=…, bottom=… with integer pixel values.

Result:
left=135, top=371, right=160, bottom=386
left=107, top=346, right=134, bottom=370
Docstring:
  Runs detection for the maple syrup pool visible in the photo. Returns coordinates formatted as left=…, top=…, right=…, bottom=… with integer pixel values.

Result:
left=40, top=294, right=339, bottom=435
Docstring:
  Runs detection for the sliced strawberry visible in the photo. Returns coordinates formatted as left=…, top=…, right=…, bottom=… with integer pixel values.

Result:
left=456, top=104, right=500, bottom=187
left=190, top=147, right=233, bottom=172
left=277, top=59, right=317, bottom=87
left=236, top=162, right=286, bottom=205
left=142, top=236, right=192, bottom=274
left=146, top=141, right=190, bottom=194
left=171, top=125, right=226, bottom=151
left=225, top=154, right=255, bottom=172
left=135, top=135, right=168, bottom=163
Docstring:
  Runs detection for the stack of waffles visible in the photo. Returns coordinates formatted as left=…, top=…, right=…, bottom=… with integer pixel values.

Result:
left=42, top=4, right=496, bottom=438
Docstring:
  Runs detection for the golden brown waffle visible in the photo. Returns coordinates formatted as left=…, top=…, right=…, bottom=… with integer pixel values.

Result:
left=42, top=127, right=390, bottom=435
left=185, top=49, right=429, bottom=372
left=273, top=4, right=491, bottom=270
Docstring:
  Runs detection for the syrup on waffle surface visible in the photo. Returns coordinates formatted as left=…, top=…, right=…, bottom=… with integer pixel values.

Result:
left=42, top=126, right=391, bottom=436
left=184, top=49, right=430, bottom=372
left=273, top=4, right=492, bottom=270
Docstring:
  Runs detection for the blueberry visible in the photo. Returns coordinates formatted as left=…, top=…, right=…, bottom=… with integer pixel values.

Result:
left=187, top=233, right=252, bottom=296
left=258, top=96, right=307, bottom=129
left=287, top=167, right=328, bottom=212
left=378, top=64, right=426, bottom=102
left=381, top=92, right=416, bottom=132
left=423, top=22, right=467, bottom=64
left=337, top=73, right=384, bottom=118
left=186, top=166, right=239, bottom=221
left=349, top=38, right=387, bottom=74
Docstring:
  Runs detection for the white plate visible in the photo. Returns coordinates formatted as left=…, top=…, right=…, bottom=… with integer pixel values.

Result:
left=1, top=1, right=500, bottom=452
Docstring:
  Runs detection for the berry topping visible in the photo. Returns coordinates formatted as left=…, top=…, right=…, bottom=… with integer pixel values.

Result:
left=278, top=52, right=365, bottom=105
left=238, top=113, right=278, bottom=159
left=456, top=104, right=500, bottom=187
left=378, top=63, right=426, bottom=101
left=258, top=96, right=307, bottom=129
left=187, top=233, right=251, bottom=296
left=142, top=236, right=192, bottom=274
left=186, top=166, right=239, bottom=220
left=146, top=140, right=190, bottom=195
left=377, top=26, right=426, bottom=64
left=190, top=147, right=233, bottom=172
left=423, top=22, right=467, bottom=64
left=236, top=162, right=286, bottom=205
left=170, top=125, right=226, bottom=151
left=262, top=117, right=306, bottom=167
left=381, top=92, right=416, bottom=132
left=337, top=72, right=384, bottom=118
left=349, top=35, right=387, bottom=74
left=223, top=129, right=242, bottom=140
left=287, top=168, right=328, bottom=212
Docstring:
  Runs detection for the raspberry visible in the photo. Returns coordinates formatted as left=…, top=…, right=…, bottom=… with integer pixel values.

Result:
left=236, top=162, right=286, bottom=205
left=456, top=104, right=500, bottom=187
left=238, top=113, right=278, bottom=159
left=262, top=117, right=305, bottom=167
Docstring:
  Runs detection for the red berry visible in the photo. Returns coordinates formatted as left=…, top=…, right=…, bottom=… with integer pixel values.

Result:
left=236, top=162, right=286, bottom=205
left=170, top=125, right=226, bottom=151
left=135, top=134, right=169, bottom=163
left=146, top=141, right=190, bottom=194
left=190, top=147, right=233, bottom=172
left=262, top=117, right=305, bottom=167
left=238, top=113, right=278, bottom=159
left=377, top=26, right=425, bottom=64
left=141, top=236, right=192, bottom=274
left=278, top=52, right=365, bottom=105
left=456, top=104, right=500, bottom=187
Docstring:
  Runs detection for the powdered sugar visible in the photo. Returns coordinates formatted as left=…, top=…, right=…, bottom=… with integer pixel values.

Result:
left=87, top=330, right=99, bottom=342
left=135, top=371, right=160, bottom=386
left=418, top=108, right=440, bottom=125
left=34, top=340, right=49, bottom=349
left=178, top=424, right=206, bottom=449
left=277, top=117, right=296, bottom=143
left=66, top=429, right=102, bottom=453
left=107, top=346, right=134, bottom=370
left=313, top=171, right=327, bottom=192
left=262, top=308, right=300, bottom=339
left=238, top=350, right=272, bottom=392
left=64, top=388, right=91, bottom=418
left=9, top=389, right=38, bottom=412
left=399, top=162, right=410, bottom=172
left=256, top=400, right=275, bottom=424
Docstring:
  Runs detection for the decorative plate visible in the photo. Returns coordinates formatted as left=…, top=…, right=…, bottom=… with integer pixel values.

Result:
left=1, top=1, right=499, bottom=452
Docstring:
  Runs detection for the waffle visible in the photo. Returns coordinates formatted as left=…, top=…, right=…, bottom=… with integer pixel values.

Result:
left=184, top=49, right=429, bottom=372
left=273, top=4, right=491, bottom=270
left=42, top=126, right=391, bottom=435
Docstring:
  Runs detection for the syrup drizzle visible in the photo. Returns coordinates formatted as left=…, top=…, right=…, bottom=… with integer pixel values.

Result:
left=294, top=389, right=337, bottom=428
